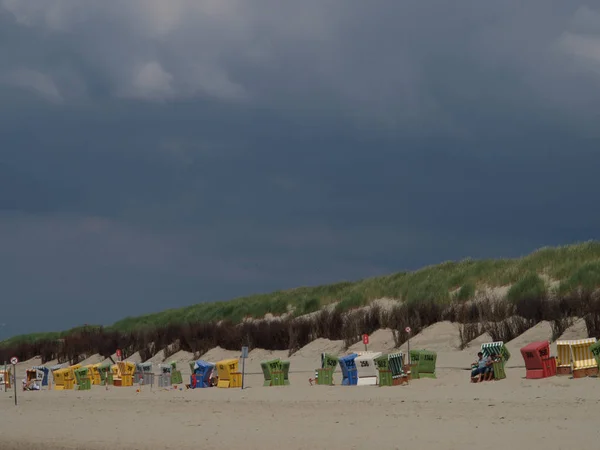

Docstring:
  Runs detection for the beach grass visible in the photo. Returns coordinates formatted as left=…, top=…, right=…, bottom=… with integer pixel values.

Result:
left=4, top=241, right=600, bottom=347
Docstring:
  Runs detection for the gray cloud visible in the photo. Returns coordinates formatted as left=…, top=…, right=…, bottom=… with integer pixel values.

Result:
left=1, top=1, right=600, bottom=339
left=2, top=1, right=600, bottom=129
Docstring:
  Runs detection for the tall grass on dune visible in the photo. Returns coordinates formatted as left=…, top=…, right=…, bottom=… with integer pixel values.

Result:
left=3, top=241, right=600, bottom=363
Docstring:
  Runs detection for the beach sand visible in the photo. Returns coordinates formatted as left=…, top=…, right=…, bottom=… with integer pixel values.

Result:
left=2, top=367, right=599, bottom=450
left=2, top=321, right=598, bottom=449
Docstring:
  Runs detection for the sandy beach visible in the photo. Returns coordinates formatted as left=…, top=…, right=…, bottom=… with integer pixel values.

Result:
left=2, top=321, right=599, bottom=450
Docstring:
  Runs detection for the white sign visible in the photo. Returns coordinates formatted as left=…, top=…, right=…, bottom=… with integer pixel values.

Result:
left=10, top=357, right=18, bottom=365
left=405, top=327, right=411, bottom=333
left=241, top=346, right=249, bottom=358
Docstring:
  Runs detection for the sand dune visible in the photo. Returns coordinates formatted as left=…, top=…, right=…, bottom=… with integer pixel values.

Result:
left=348, top=328, right=395, bottom=353
left=504, top=321, right=553, bottom=367
left=247, top=348, right=288, bottom=361
left=556, top=318, right=588, bottom=340
left=199, top=346, right=241, bottom=363
left=464, top=331, right=493, bottom=348
left=507, top=321, right=553, bottom=349
left=78, top=353, right=106, bottom=366
left=399, top=321, right=462, bottom=353
left=124, top=351, right=142, bottom=364
left=290, top=338, right=345, bottom=359
left=13, top=356, right=42, bottom=369
left=144, top=348, right=167, bottom=365
left=164, top=349, right=195, bottom=365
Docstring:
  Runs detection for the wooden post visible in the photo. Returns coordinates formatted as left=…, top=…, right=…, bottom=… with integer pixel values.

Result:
left=13, top=363, right=17, bottom=406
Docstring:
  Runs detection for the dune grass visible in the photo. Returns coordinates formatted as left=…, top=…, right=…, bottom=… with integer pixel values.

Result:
left=0, top=325, right=102, bottom=350
left=4, top=241, right=600, bottom=347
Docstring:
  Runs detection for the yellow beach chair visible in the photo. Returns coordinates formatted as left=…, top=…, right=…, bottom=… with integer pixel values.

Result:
left=89, top=364, right=102, bottom=385
left=114, top=362, right=136, bottom=387
left=556, top=338, right=598, bottom=377
left=216, top=358, right=241, bottom=388
left=556, top=340, right=572, bottom=375
left=571, top=338, right=598, bottom=377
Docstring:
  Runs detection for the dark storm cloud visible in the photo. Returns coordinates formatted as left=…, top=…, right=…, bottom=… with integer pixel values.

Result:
left=1, top=1, right=600, bottom=339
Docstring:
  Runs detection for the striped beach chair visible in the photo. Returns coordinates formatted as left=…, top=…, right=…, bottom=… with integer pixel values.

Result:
left=481, top=342, right=510, bottom=380
left=388, top=352, right=408, bottom=385
left=556, top=340, right=572, bottom=373
left=556, top=338, right=598, bottom=377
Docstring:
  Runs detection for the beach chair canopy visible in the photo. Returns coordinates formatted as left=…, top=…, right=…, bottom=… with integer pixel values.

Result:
left=190, top=360, right=215, bottom=388
left=159, top=364, right=172, bottom=374
left=355, top=352, right=382, bottom=379
left=216, top=359, right=239, bottom=379
left=520, top=341, right=551, bottom=370
left=32, top=366, right=50, bottom=385
left=321, top=353, right=338, bottom=370
left=261, top=359, right=282, bottom=376
left=117, top=361, right=136, bottom=376
left=192, top=360, right=215, bottom=373
left=374, top=354, right=389, bottom=371
left=137, top=362, right=153, bottom=373
left=98, top=362, right=111, bottom=370
left=339, top=354, right=358, bottom=369
left=481, top=342, right=511, bottom=363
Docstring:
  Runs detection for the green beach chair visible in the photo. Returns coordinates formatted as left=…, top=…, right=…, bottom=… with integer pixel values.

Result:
left=74, top=368, right=91, bottom=390
left=98, top=362, right=113, bottom=385
left=481, top=341, right=510, bottom=380
left=262, top=359, right=284, bottom=386
left=169, top=362, right=183, bottom=385
left=388, top=352, right=406, bottom=384
left=281, top=360, right=290, bottom=385
left=260, top=361, right=272, bottom=387
left=375, top=354, right=392, bottom=386
left=316, top=353, right=338, bottom=385
left=590, top=341, right=600, bottom=369
left=409, top=350, right=437, bottom=379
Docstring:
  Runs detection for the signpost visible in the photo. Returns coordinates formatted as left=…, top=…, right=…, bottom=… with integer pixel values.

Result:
left=3, top=361, right=6, bottom=393
left=10, top=357, right=18, bottom=406
left=405, top=327, right=412, bottom=364
left=363, top=334, right=369, bottom=352
left=241, top=346, right=249, bottom=389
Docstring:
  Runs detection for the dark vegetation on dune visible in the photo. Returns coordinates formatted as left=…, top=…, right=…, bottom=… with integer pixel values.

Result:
left=2, top=292, right=600, bottom=366
left=2, top=242, right=600, bottom=365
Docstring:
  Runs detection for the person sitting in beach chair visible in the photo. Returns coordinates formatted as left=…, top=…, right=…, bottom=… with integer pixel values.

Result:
left=471, top=352, right=492, bottom=382
left=22, top=379, right=41, bottom=391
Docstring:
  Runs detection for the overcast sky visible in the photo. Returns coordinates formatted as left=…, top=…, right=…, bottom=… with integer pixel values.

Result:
left=1, top=1, right=600, bottom=340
